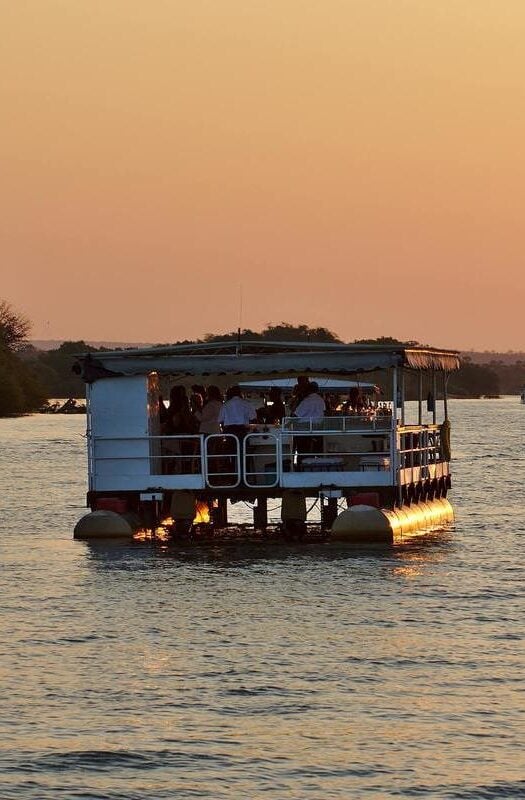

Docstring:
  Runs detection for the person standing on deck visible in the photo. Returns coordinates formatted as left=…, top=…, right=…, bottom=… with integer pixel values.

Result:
left=163, top=386, right=197, bottom=473
left=197, top=385, right=223, bottom=435
left=219, top=385, right=257, bottom=439
left=294, top=382, right=325, bottom=422
left=257, top=386, right=286, bottom=425
left=290, top=375, right=311, bottom=413
left=293, top=382, right=325, bottom=461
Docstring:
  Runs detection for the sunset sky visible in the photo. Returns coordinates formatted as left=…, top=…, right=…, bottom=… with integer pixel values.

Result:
left=2, top=1, right=524, bottom=350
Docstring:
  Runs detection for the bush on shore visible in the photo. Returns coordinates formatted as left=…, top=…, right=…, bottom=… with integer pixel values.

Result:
left=0, top=301, right=47, bottom=416
left=0, top=344, right=47, bottom=415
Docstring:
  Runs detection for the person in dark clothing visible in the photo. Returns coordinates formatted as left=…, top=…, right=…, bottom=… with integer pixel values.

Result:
left=164, top=386, right=198, bottom=473
left=290, top=375, right=311, bottom=413
left=258, top=387, right=286, bottom=424
left=165, top=387, right=194, bottom=434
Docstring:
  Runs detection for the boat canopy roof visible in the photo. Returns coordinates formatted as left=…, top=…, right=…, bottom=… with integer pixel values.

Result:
left=75, top=340, right=461, bottom=383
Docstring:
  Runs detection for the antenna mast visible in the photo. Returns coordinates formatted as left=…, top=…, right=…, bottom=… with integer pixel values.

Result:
left=236, top=284, right=243, bottom=355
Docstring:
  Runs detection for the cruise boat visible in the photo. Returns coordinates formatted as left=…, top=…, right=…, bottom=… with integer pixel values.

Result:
left=73, top=340, right=460, bottom=544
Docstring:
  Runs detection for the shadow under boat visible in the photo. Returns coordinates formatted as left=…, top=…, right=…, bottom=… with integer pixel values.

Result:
left=80, top=522, right=455, bottom=572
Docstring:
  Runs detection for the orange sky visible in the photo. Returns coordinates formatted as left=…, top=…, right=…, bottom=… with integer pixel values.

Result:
left=2, top=1, right=524, bottom=350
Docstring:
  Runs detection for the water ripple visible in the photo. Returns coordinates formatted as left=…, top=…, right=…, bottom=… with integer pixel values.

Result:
left=0, top=401, right=523, bottom=798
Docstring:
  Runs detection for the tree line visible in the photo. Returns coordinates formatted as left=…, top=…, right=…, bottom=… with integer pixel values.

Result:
left=0, top=300, right=517, bottom=416
left=0, top=301, right=47, bottom=415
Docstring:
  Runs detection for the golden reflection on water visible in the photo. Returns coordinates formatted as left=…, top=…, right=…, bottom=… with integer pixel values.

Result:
left=391, top=563, right=424, bottom=579
left=142, top=650, right=172, bottom=675
left=134, top=524, right=170, bottom=543
left=390, top=530, right=453, bottom=580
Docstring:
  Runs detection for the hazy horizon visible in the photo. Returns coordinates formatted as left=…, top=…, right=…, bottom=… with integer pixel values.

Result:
left=3, top=2, right=525, bottom=351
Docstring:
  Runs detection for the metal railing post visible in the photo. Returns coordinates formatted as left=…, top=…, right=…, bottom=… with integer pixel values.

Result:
left=418, top=371, right=423, bottom=425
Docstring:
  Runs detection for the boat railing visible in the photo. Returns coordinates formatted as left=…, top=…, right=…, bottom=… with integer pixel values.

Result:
left=89, top=423, right=446, bottom=491
left=282, top=414, right=394, bottom=432
left=397, top=425, right=443, bottom=485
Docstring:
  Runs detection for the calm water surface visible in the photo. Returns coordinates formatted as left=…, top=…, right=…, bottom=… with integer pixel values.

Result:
left=0, top=400, right=523, bottom=799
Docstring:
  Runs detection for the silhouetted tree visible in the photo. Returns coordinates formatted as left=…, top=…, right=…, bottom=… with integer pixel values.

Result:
left=203, top=322, right=341, bottom=343
left=448, top=360, right=500, bottom=397
left=0, top=300, right=30, bottom=351
left=27, top=340, right=96, bottom=398
left=0, top=300, right=47, bottom=415
left=352, top=336, right=423, bottom=346
left=264, top=323, right=340, bottom=342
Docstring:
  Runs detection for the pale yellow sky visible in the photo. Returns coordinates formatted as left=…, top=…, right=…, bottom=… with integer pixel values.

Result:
left=1, top=1, right=524, bottom=349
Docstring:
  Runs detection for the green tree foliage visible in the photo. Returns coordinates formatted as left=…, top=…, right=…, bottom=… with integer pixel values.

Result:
left=26, top=341, right=96, bottom=399
left=263, top=323, right=341, bottom=342
left=479, top=360, right=525, bottom=394
left=352, top=336, right=422, bottom=346
left=351, top=338, right=501, bottom=397
left=0, top=300, right=30, bottom=351
left=203, top=322, right=341, bottom=343
left=0, top=350, right=25, bottom=415
left=0, top=301, right=47, bottom=415
left=447, top=359, right=501, bottom=397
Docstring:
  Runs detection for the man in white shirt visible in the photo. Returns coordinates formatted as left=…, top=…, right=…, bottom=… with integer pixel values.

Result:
left=293, top=382, right=325, bottom=464
left=219, top=385, right=256, bottom=437
left=294, top=382, right=325, bottom=422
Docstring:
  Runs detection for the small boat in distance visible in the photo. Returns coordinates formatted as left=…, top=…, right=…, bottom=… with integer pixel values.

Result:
left=72, top=340, right=460, bottom=544
left=520, top=388, right=525, bottom=404
left=39, top=397, right=86, bottom=414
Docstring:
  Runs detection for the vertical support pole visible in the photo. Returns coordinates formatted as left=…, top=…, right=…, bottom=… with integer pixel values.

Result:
left=443, top=372, right=449, bottom=420
left=432, top=371, right=437, bottom=425
left=418, top=371, right=423, bottom=425
left=321, top=497, right=338, bottom=530
left=86, top=383, right=94, bottom=493
left=399, top=368, right=405, bottom=426
left=213, top=497, right=228, bottom=528
left=410, top=432, right=414, bottom=485
left=253, top=497, right=268, bottom=530
left=391, top=368, right=402, bottom=507
left=392, top=367, right=398, bottom=423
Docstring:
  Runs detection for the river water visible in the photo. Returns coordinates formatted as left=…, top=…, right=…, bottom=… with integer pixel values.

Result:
left=0, top=399, right=523, bottom=799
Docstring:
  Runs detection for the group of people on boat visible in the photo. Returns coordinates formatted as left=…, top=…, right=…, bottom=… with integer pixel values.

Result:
left=157, top=379, right=321, bottom=474
left=159, top=384, right=254, bottom=440
left=157, top=378, right=388, bottom=474
left=159, top=378, right=327, bottom=440
left=159, top=378, right=385, bottom=438
left=158, top=384, right=257, bottom=474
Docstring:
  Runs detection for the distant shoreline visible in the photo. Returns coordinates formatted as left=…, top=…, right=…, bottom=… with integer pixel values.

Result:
left=30, top=339, right=153, bottom=351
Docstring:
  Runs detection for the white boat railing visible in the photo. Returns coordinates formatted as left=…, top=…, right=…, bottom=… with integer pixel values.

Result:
left=282, top=414, right=394, bottom=433
left=89, top=421, right=447, bottom=492
left=204, top=433, right=241, bottom=488
left=396, top=425, right=444, bottom=486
